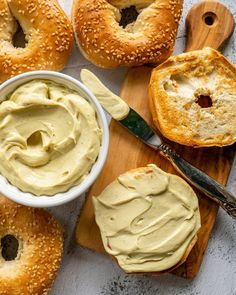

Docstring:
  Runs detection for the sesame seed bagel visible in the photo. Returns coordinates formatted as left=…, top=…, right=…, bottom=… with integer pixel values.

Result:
left=0, top=195, right=64, bottom=295
left=0, top=0, right=73, bottom=83
left=149, top=47, right=236, bottom=147
left=72, top=0, right=183, bottom=68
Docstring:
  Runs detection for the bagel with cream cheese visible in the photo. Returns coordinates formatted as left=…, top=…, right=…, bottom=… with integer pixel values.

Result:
left=0, top=195, right=63, bottom=295
left=93, top=164, right=201, bottom=274
left=0, top=0, right=73, bottom=82
left=72, top=0, right=183, bottom=68
left=149, top=47, right=236, bottom=147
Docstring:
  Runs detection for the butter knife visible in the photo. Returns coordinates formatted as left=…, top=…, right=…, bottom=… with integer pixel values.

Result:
left=120, top=108, right=236, bottom=219
left=80, top=69, right=236, bottom=220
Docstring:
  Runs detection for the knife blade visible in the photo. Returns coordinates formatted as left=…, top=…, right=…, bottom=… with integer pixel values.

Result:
left=81, top=69, right=236, bottom=220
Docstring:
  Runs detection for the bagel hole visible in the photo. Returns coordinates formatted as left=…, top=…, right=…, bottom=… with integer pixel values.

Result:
left=1, top=235, right=19, bottom=261
left=13, top=21, right=27, bottom=48
left=119, top=6, right=139, bottom=28
left=27, top=131, right=43, bottom=147
left=195, top=95, right=213, bottom=108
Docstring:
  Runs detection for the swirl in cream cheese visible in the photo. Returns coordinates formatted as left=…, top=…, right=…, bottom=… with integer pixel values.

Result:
left=0, top=80, right=102, bottom=195
left=93, top=164, right=201, bottom=273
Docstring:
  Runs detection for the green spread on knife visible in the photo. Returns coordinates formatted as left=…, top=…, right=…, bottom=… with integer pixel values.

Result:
left=80, top=69, right=130, bottom=120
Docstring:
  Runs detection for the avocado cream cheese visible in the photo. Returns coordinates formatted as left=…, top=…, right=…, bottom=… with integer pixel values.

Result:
left=0, top=80, right=102, bottom=195
left=80, top=69, right=130, bottom=120
left=93, top=164, right=201, bottom=273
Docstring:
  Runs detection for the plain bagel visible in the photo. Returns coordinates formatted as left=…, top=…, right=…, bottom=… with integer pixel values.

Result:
left=149, top=47, right=236, bottom=147
left=0, top=195, right=63, bottom=295
left=0, top=0, right=73, bottom=83
left=72, top=0, right=183, bottom=68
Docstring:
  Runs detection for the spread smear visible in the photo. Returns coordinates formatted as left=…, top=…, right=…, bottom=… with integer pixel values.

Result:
left=80, top=69, right=130, bottom=120
left=93, top=164, right=201, bottom=273
left=0, top=80, right=101, bottom=195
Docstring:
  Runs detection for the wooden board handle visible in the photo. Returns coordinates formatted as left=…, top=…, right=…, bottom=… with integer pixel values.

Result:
left=185, top=0, right=235, bottom=52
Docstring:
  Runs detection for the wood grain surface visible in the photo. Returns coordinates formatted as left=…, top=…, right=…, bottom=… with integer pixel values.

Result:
left=185, top=0, right=234, bottom=51
left=75, top=0, right=235, bottom=278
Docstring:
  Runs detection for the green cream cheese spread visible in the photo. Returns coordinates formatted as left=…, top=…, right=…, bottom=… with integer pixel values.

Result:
left=93, top=164, right=201, bottom=273
left=0, top=80, right=101, bottom=195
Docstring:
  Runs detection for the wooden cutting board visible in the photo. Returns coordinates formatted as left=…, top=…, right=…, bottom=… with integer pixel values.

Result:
left=76, top=1, right=235, bottom=278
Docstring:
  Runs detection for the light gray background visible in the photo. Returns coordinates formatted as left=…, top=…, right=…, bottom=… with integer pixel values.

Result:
left=50, top=1, right=236, bottom=294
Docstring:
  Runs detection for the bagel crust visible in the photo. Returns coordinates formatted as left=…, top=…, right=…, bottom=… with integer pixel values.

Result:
left=0, top=196, right=63, bottom=295
left=72, top=0, right=183, bottom=68
left=149, top=47, right=236, bottom=147
left=0, top=0, right=73, bottom=82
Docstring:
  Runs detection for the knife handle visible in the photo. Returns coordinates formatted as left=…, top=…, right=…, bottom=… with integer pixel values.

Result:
left=159, top=143, right=236, bottom=219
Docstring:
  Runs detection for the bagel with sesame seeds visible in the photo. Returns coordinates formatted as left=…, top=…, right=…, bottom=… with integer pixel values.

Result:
left=72, top=0, right=183, bottom=68
left=0, top=0, right=73, bottom=83
left=0, top=195, right=64, bottom=295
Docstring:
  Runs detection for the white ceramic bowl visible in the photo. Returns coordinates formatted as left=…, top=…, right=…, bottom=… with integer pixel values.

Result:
left=0, top=71, right=109, bottom=208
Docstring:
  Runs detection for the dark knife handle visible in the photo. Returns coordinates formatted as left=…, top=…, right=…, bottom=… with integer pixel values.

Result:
left=159, top=143, right=236, bottom=219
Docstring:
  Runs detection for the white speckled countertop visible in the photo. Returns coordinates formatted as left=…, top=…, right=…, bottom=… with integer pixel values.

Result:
left=50, top=1, right=236, bottom=294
